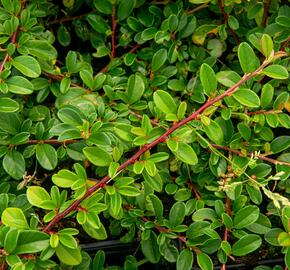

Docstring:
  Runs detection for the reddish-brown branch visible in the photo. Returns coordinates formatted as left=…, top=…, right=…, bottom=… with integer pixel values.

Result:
left=280, top=38, right=290, bottom=52
left=247, top=109, right=282, bottom=116
left=187, top=181, right=201, bottom=200
left=48, top=10, right=95, bottom=25
left=0, top=30, right=18, bottom=74
left=261, top=0, right=272, bottom=27
left=42, top=60, right=271, bottom=233
left=111, top=4, right=117, bottom=58
left=211, top=144, right=290, bottom=167
left=41, top=71, right=82, bottom=88
left=187, top=3, right=209, bottom=14
left=218, top=0, right=240, bottom=45
left=221, top=194, right=232, bottom=270
left=130, top=110, right=159, bottom=126
left=27, top=139, right=79, bottom=145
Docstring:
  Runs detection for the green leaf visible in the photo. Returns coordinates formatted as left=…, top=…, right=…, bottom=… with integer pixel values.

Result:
left=203, top=120, right=224, bottom=144
left=200, top=63, right=217, bottom=96
left=233, top=205, right=259, bottom=229
left=148, top=194, right=163, bottom=219
left=141, top=231, right=160, bottom=263
left=216, top=71, right=241, bottom=87
left=82, top=222, right=107, bottom=240
left=152, top=48, right=167, bottom=72
left=232, top=234, right=262, bottom=256
left=171, top=142, right=198, bottom=165
left=260, top=83, right=274, bottom=109
left=87, top=14, right=110, bottom=34
left=27, top=186, right=51, bottom=208
left=14, top=230, right=49, bottom=254
left=197, top=253, right=213, bottom=270
left=127, top=74, right=145, bottom=104
left=233, top=89, right=260, bottom=108
left=153, top=90, right=177, bottom=114
left=3, top=150, right=25, bottom=180
left=110, top=192, right=122, bottom=218
left=118, top=186, right=141, bottom=197
left=189, top=0, right=210, bottom=3
left=238, top=42, right=260, bottom=73
left=0, top=97, right=19, bottom=112
left=25, top=40, right=57, bottom=60
left=271, top=136, right=290, bottom=153
left=169, top=202, right=186, bottom=227
left=36, top=144, right=58, bottom=170
left=4, top=228, right=19, bottom=254
left=59, top=234, right=78, bottom=249
left=52, top=169, right=79, bottom=188
left=7, top=76, right=34, bottom=94
left=55, top=244, right=82, bottom=266
left=286, top=247, right=290, bottom=269
left=12, top=56, right=41, bottom=78
left=2, top=208, right=29, bottom=229
left=260, top=34, right=273, bottom=59
left=177, top=249, right=193, bottom=270
left=117, top=0, right=135, bottom=21
left=83, top=146, right=112, bottom=166
left=262, top=65, right=288, bottom=79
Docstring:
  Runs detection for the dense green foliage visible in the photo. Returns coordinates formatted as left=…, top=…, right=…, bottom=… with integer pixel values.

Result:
left=0, top=0, right=289, bottom=269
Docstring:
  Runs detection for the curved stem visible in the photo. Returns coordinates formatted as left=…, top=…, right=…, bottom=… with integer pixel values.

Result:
left=43, top=60, right=272, bottom=233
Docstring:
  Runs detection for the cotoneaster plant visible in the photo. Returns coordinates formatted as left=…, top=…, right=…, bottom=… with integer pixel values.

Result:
left=0, top=0, right=289, bottom=269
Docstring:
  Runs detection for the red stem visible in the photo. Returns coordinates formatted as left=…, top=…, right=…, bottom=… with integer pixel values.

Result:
left=211, top=144, right=290, bottom=167
left=27, top=139, right=79, bottom=145
left=0, top=30, right=18, bottom=74
left=261, top=0, right=272, bottom=27
left=43, top=60, right=270, bottom=233
left=247, top=109, right=282, bottom=116
left=111, top=4, right=117, bottom=58
left=48, top=10, right=96, bottom=25
left=218, top=0, right=240, bottom=45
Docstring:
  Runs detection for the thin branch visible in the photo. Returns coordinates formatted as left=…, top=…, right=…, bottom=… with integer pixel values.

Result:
left=218, top=0, right=240, bottom=45
left=130, top=110, right=159, bottom=126
left=211, top=144, right=290, bottom=167
left=187, top=181, right=201, bottom=200
left=247, top=109, right=283, bottom=116
left=48, top=10, right=95, bottom=25
left=42, top=59, right=273, bottom=233
left=187, top=3, right=209, bottom=14
left=261, top=0, right=272, bottom=27
left=27, top=139, right=79, bottom=145
left=0, top=31, right=18, bottom=74
left=111, top=4, right=117, bottom=58
left=280, top=37, right=290, bottom=52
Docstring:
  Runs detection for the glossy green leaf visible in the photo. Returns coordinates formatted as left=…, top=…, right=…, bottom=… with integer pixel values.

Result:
left=0, top=97, right=19, bottom=112
left=117, top=0, right=135, bottom=20
left=262, top=65, right=288, bottom=79
left=52, top=169, right=79, bottom=188
left=12, top=55, right=41, bottom=78
left=169, top=201, right=186, bottom=227
left=27, top=186, right=51, bottom=208
left=3, top=150, right=25, bottom=180
left=127, top=74, right=145, bottom=104
left=260, top=34, right=273, bottom=59
left=55, top=244, right=82, bottom=266
left=2, top=208, right=29, bottom=229
left=141, top=231, right=160, bottom=263
left=238, top=42, right=260, bottom=73
left=7, top=76, right=34, bottom=94
left=271, top=136, right=290, bottom=153
left=36, top=144, right=58, bottom=170
left=177, top=249, right=193, bottom=270
left=152, top=48, right=167, bottom=72
left=171, top=142, right=198, bottom=165
left=153, top=90, right=177, bottom=114
left=232, top=234, right=262, bottom=256
left=83, top=146, right=112, bottom=166
left=200, top=63, right=217, bottom=96
left=203, top=120, right=224, bottom=144
left=197, top=253, right=213, bottom=270
left=234, top=205, right=259, bottom=229
left=233, top=89, right=260, bottom=108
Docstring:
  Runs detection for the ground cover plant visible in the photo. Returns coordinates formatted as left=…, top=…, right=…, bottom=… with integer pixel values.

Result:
left=0, top=0, right=289, bottom=269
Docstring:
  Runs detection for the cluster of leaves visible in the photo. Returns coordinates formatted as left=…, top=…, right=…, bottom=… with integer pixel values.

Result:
left=0, top=0, right=289, bottom=269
